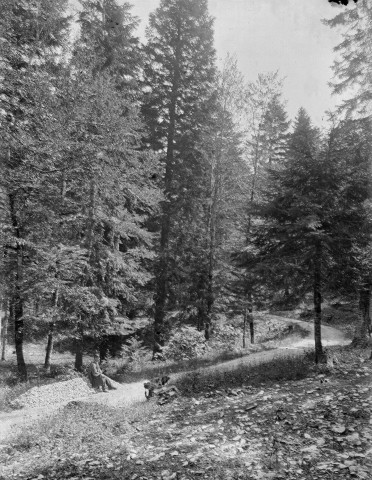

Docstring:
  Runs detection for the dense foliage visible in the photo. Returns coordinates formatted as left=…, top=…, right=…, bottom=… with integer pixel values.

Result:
left=0, top=0, right=371, bottom=378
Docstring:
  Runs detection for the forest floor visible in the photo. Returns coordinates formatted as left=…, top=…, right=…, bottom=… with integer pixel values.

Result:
left=1, top=315, right=368, bottom=480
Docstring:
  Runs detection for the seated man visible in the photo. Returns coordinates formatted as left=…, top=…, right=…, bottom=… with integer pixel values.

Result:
left=87, top=353, right=117, bottom=393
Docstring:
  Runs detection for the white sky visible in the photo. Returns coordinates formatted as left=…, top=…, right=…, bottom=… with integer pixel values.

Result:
left=70, top=0, right=351, bottom=126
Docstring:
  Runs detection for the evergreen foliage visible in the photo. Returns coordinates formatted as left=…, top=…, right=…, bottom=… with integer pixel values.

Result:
left=0, top=0, right=370, bottom=375
left=142, top=0, right=217, bottom=353
left=249, top=109, right=370, bottom=360
left=325, top=0, right=372, bottom=346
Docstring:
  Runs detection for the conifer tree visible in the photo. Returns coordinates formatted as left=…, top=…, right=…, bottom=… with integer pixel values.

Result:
left=202, top=57, right=250, bottom=322
left=0, top=0, right=71, bottom=379
left=231, top=73, right=290, bottom=321
left=142, top=0, right=216, bottom=354
left=324, top=0, right=372, bottom=117
left=252, top=110, right=370, bottom=361
left=325, top=0, right=372, bottom=346
left=56, top=0, right=161, bottom=368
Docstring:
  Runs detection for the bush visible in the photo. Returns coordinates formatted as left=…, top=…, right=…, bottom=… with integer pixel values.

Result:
left=120, top=337, right=148, bottom=362
left=162, top=326, right=209, bottom=361
left=49, top=363, right=79, bottom=378
left=105, top=338, right=152, bottom=375
left=210, top=322, right=241, bottom=349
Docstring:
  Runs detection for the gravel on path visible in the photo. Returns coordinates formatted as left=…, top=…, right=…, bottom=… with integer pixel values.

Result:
left=10, top=377, right=94, bottom=409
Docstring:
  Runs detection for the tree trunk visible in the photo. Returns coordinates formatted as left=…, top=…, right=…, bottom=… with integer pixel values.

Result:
left=153, top=26, right=181, bottom=357
left=204, top=321, right=211, bottom=341
left=246, top=294, right=254, bottom=344
left=249, top=317, right=254, bottom=344
left=11, top=293, right=27, bottom=380
left=1, top=301, right=8, bottom=361
left=313, top=241, right=323, bottom=363
left=242, top=309, right=247, bottom=348
left=153, top=221, right=170, bottom=356
left=74, top=321, right=84, bottom=371
left=352, top=280, right=371, bottom=348
left=99, top=336, right=109, bottom=361
left=44, top=274, right=60, bottom=370
left=205, top=131, right=218, bottom=336
left=44, top=322, right=54, bottom=370
left=9, top=193, right=27, bottom=380
left=75, top=335, right=84, bottom=372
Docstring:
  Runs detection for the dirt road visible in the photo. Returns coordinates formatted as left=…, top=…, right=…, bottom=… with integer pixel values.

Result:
left=0, top=315, right=350, bottom=443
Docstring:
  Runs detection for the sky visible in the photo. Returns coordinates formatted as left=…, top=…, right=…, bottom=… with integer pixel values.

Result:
left=70, top=0, right=352, bottom=126
left=129, top=0, right=351, bottom=126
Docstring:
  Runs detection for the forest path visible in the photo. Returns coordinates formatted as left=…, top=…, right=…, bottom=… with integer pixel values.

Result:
left=0, top=315, right=350, bottom=443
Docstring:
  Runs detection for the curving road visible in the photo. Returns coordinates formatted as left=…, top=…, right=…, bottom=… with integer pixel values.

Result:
left=0, top=315, right=350, bottom=443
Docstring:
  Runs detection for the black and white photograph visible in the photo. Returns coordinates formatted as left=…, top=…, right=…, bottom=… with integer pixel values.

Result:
left=0, top=0, right=371, bottom=479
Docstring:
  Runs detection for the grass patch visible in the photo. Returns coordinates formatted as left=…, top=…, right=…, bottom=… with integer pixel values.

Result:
left=113, top=318, right=303, bottom=383
left=175, top=351, right=312, bottom=396
left=113, top=348, right=262, bottom=383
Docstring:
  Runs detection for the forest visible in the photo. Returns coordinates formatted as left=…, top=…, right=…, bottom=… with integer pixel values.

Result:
left=0, top=0, right=371, bottom=381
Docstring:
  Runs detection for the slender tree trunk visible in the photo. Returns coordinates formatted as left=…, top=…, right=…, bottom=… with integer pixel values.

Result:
left=44, top=266, right=60, bottom=370
left=242, top=309, right=247, bottom=348
left=204, top=321, right=211, bottom=341
left=197, top=301, right=205, bottom=332
left=249, top=321, right=254, bottom=344
left=75, top=332, right=84, bottom=372
left=153, top=211, right=171, bottom=356
left=99, top=336, right=109, bottom=362
left=87, top=180, right=96, bottom=255
left=44, top=322, right=54, bottom=370
left=1, top=301, right=8, bottom=361
left=153, top=26, right=181, bottom=357
left=352, top=279, right=371, bottom=348
left=246, top=293, right=254, bottom=344
left=313, top=241, right=323, bottom=363
left=248, top=308, right=254, bottom=345
left=9, top=193, right=27, bottom=380
left=11, top=293, right=27, bottom=380
left=205, top=127, right=220, bottom=336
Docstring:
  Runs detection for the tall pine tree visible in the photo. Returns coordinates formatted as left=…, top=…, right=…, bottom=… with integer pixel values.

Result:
left=325, top=0, right=372, bottom=346
left=252, top=110, right=370, bottom=361
left=142, top=0, right=216, bottom=354
left=0, top=0, right=71, bottom=379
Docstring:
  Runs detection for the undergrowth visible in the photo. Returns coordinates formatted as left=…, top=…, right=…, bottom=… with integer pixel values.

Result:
left=176, top=351, right=313, bottom=396
left=113, top=347, right=266, bottom=383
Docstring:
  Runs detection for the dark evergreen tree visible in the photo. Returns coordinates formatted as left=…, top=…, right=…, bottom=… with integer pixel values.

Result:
left=0, top=0, right=71, bottom=379
left=251, top=110, right=370, bottom=361
left=231, top=76, right=290, bottom=321
left=325, top=0, right=372, bottom=347
left=76, top=0, right=142, bottom=93
left=142, top=0, right=217, bottom=354
left=324, top=0, right=372, bottom=117
left=54, top=0, right=161, bottom=368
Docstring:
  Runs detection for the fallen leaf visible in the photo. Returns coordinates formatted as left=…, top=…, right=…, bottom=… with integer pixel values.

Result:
left=331, top=425, right=346, bottom=434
